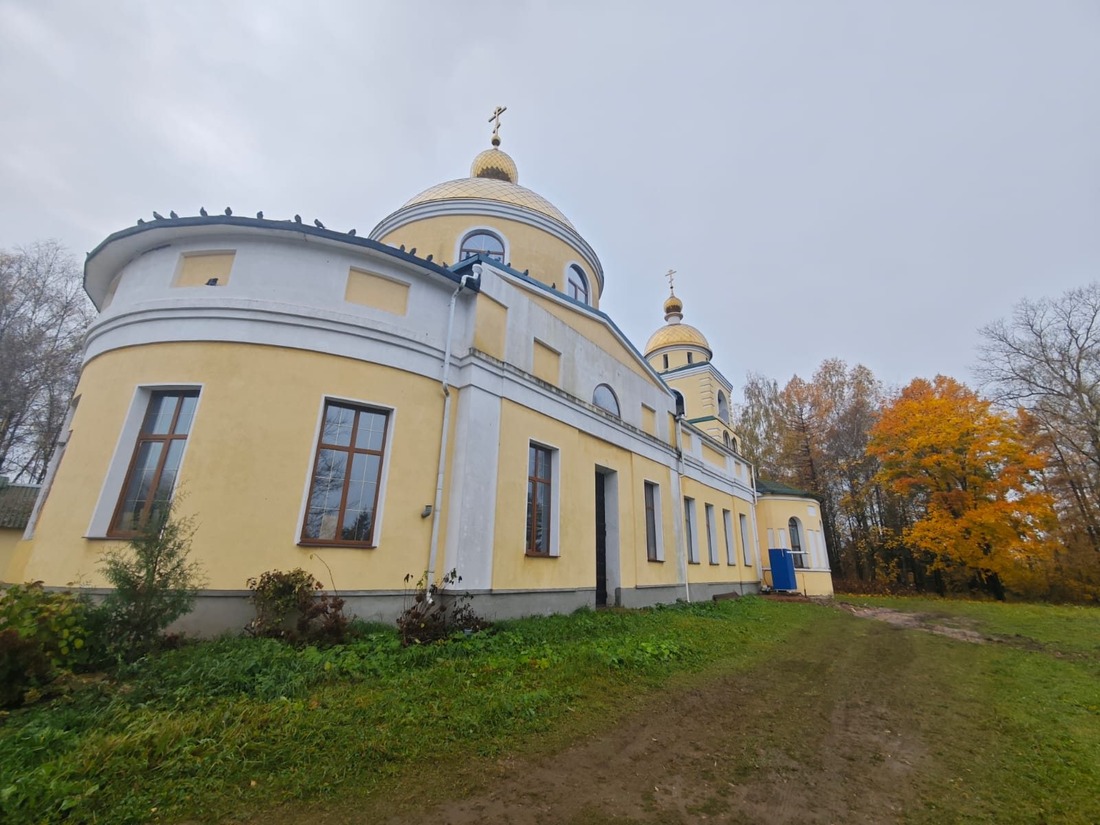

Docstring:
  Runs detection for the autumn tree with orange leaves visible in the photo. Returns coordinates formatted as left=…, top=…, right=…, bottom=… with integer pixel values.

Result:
left=868, top=376, right=1057, bottom=600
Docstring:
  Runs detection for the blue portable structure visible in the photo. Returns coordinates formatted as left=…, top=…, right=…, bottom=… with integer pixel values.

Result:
left=768, top=548, right=798, bottom=591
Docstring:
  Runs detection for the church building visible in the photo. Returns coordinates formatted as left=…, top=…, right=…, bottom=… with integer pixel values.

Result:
left=2, top=115, right=833, bottom=632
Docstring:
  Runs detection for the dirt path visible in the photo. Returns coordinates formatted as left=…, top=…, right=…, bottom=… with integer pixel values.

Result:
left=368, top=610, right=934, bottom=825
left=835, top=603, right=990, bottom=644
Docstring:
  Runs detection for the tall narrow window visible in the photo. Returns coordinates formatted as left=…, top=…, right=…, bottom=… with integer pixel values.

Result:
left=302, top=402, right=389, bottom=546
left=110, top=390, right=199, bottom=536
left=526, top=443, right=553, bottom=555
left=684, top=497, right=699, bottom=564
left=740, top=513, right=753, bottom=566
left=567, top=264, right=589, bottom=304
left=789, top=517, right=806, bottom=568
left=644, top=481, right=659, bottom=561
left=662, top=354, right=669, bottom=370
left=687, top=352, right=694, bottom=364
left=459, top=230, right=505, bottom=262
left=723, top=509, right=734, bottom=565
left=717, top=391, right=729, bottom=422
left=705, top=504, right=718, bottom=564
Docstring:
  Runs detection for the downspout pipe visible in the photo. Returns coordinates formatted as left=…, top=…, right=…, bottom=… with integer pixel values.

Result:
left=426, top=266, right=480, bottom=592
left=674, top=415, right=691, bottom=603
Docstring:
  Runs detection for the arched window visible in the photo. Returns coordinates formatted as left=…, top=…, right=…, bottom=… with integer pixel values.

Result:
left=723, top=432, right=731, bottom=449
left=789, top=517, right=806, bottom=569
left=672, top=391, right=685, bottom=418
left=566, top=264, right=589, bottom=305
left=459, top=230, right=505, bottom=262
left=717, top=391, right=729, bottom=423
left=592, top=384, right=620, bottom=416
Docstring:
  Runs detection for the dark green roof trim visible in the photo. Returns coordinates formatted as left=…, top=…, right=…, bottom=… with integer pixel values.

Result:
left=660, top=362, right=710, bottom=376
left=687, top=415, right=720, bottom=424
left=755, top=478, right=812, bottom=497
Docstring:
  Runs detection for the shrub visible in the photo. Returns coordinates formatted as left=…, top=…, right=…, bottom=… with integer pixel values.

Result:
left=98, top=509, right=204, bottom=660
left=397, top=569, right=489, bottom=646
left=0, top=628, right=50, bottom=707
left=246, top=568, right=349, bottom=644
left=0, top=582, right=91, bottom=672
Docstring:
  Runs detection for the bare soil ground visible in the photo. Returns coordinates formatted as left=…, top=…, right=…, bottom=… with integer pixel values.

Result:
left=266, top=606, right=950, bottom=825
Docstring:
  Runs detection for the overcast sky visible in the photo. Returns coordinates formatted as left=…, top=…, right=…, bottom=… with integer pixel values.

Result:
left=2, top=1, right=1097, bottom=395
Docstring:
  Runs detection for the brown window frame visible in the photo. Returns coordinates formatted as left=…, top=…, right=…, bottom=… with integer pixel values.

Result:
left=459, top=230, right=505, bottom=262
left=567, top=264, right=589, bottom=305
left=300, top=401, right=390, bottom=548
left=526, top=443, right=553, bottom=556
left=108, top=389, right=199, bottom=538
left=644, top=481, right=659, bottom=561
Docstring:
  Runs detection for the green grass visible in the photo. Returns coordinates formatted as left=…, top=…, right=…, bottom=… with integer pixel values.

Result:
left=0, top=598, right=806, bottom=824
left=2, top=596, right=1099, bottom=824
left=839, top=594, right=1100, bottom=657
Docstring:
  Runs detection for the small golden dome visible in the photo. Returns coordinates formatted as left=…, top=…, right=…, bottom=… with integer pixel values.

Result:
left=471, top=148, right=518, bottom=184
left=663, top=293, right=683, bottom=316
left=645, top=323, right=712, bottom=357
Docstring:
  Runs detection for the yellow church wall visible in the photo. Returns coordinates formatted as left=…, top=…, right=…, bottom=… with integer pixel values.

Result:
left=19, top=342, right=450, bottom=592
left=755, top=496, right=834, bottom=597
left=379, top=214, right=601, bottom=306
left=173, top=251, right=235, bottom=288
left=679, top=476, right=752, bottom=586
left=0, top=529, right=26, bottom=582
left=627, top=453, right=680, bottom=589
left=343, top=268, right=410, bottom=316
left=474, top=294, right=508, bottom=360
left=532, top=339, right=561, bottom=385
left=523, top=291, right=659, bottom=386
left=491, top=399, right=681, bottom=595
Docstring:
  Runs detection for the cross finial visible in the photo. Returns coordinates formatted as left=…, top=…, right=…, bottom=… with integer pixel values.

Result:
left=489, top=105, right=507, bottom=146
left=666, top=268, right=677, bottom=293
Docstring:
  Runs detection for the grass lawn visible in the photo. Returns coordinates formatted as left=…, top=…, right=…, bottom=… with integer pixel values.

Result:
left=2, top=595, right=1098, bottom=824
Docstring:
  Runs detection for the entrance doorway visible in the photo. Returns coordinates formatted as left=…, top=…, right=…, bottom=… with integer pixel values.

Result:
left=594, top=468, right=619, bottom=607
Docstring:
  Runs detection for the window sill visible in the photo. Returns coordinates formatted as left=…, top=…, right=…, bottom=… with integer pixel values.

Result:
left=525, top=550, right=555, bottom=558
left=647, top=557, right=664, bottom=563
left=298, top=540, right=376, bottom=550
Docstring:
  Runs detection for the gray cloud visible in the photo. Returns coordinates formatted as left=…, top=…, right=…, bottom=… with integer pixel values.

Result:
left=2, top=0, right=1097, bottom=392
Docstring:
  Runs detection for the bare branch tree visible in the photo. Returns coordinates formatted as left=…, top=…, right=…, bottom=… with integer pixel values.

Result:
left=0, top=241, right=93, bottom=483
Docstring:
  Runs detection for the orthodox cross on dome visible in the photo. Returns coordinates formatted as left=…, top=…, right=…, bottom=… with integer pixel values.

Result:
left=489, top=105, right=507, bottom=146
left=666, top=268, right=677, bottom=293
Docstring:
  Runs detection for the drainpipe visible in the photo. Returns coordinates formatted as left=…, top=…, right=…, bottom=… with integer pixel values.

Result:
left=674, top=415, right=691, bottom=603
left=748, top=466, right=764, bottom=590
left=426, top=265, right=480, bottom=592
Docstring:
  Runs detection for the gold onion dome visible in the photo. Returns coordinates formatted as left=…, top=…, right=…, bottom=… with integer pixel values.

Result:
left=401, top=128, right=574, bottom=229
left=645, top=289, right=712, bottom=357
left=471, top=147, right=518, bottom=184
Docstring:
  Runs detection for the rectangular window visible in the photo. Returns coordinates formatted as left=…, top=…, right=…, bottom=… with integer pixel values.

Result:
left=302, top=401, right=389, bottom=546
left=109, top=390, right=199, bottom=536
left=526, top=443, right=553, bottom=555
left=705, top=504, right=718, bottom=564
left=740, top=513, right=753, bottom=566
left=662, top=354, right=669, bottom=370
left=684, top=497, right=699, bottom=564
left=723, top=509, right=735, bottom=565
left=644, top=481, right=659, bottom=561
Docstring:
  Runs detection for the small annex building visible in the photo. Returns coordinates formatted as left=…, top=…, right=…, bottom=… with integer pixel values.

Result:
left=3, top=121, right=833, bottom=633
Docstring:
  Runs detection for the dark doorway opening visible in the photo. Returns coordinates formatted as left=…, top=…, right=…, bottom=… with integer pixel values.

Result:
left=595, top=471, right=607, bottom=607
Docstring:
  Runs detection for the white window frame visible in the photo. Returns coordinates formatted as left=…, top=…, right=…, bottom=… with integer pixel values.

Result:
left=705, top=503, right=718, bottom=565
left=86, top=383, right=203, bottom=538
left=739, top=513, right=753, bottom=566
left=722, top=509, right=735, bottom=566
left=643, top=480, right=664, bottom=562
left=524, top=439, right=561, bottom=557
left=564, top=261, right=591, bottom=305
left=295, top=394, right=397, bottom=548
left=454, top=226, right=509, bottom=265
left=684, top=497, right=699, bottom=564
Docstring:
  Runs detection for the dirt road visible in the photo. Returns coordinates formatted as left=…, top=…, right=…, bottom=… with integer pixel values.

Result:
left=372, top=609, right=936, bottom=825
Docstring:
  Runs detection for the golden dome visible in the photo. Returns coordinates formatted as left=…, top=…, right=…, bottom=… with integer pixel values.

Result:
left=471, top=148, right=518, bottom=183
left=664, top=293, right=683, bottom=316
left=402, top=176, right=574, bottom=229
left=645, top=323, right=712, bottom=356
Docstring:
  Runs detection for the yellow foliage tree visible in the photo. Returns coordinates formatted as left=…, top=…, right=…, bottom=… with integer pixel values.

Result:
left=868, top=376, right=1057, bottom=599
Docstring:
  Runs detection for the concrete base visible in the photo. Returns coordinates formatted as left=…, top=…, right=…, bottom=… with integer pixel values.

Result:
left=44, top=580, right=765, bottom=637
